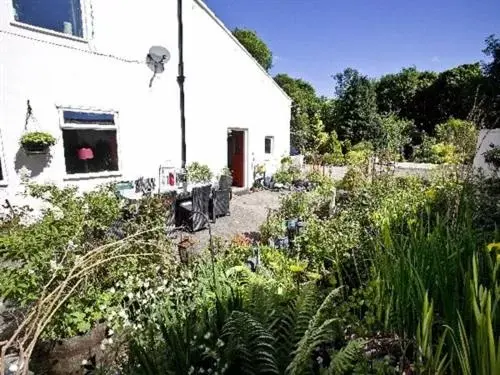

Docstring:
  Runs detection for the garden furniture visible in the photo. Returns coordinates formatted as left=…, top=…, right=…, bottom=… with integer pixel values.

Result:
left=210, top=175, right=232, bottom=220
left=176, top=184, right=212, bottom=232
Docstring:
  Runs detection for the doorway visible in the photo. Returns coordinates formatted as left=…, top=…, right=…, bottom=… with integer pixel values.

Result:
left=227, top=129, right=245, bottom=187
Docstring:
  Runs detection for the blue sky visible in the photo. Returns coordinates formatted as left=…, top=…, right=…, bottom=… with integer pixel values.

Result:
left=204, top=0, right=500, bottom=97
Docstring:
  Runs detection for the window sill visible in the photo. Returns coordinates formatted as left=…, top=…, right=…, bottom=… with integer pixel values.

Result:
left=10, top=21, right=88, bottom=43
left=0, top=181, right=7, bottom=187
left=64, top=171, right=122, bottom=181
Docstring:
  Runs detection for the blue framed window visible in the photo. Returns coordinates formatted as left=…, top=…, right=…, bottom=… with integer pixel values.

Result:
left=12, top=0, right=84, bottom=38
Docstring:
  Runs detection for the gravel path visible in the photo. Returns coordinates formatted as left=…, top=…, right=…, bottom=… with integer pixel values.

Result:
left=185, top=190, right=283, bottom=253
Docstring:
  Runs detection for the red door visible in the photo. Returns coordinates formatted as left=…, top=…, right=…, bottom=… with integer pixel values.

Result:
left=232, top=131, right=245, bottom=187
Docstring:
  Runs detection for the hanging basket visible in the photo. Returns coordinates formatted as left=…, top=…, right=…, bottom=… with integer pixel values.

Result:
left=20, top=132, right=56, bottom=155
left=22, top=142, right=51, bottom=155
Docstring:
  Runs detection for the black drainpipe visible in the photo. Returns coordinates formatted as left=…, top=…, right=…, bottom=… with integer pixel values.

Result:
left=177, top=0, right=187, bottom=170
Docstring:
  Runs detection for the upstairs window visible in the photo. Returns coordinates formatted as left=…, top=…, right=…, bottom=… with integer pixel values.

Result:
left=61, top=110, right=119, bottom=175
left=12, top=0, right=84, bottom=38
left=265, top=136, right=274, bottom=154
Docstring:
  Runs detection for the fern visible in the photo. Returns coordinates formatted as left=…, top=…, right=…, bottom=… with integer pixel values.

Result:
left=327, top=339, right=366, bottom=374
left=222, top=310, right=280, bottom=374
left=286, top=287, right=342, bottom=375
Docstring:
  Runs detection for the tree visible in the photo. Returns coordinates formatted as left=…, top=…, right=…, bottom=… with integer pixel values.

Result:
left=233, top=28, right=273, bottom=71
left=374, top=114, right=414, bottom=161
left=376, top=67, right=437, bottom=118
left=274, top=74, right=322, bottom=152
left=482, top=34, right=500, bottom=127
left=333, top=68, right=379, bottom=144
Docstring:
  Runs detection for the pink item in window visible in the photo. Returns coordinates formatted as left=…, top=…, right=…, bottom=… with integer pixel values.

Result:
left=77, top=147, right=94, bottom=160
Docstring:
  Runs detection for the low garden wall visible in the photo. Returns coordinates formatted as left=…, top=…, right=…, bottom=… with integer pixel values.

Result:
left=303, top=162, right=438, bottom=180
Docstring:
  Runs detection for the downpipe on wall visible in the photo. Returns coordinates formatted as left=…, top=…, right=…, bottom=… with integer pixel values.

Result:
left=177, top=0, right=187, bottom=180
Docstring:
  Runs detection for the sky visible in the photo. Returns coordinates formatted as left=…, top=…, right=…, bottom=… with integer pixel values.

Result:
left=204, top=0, right=500, bottom=97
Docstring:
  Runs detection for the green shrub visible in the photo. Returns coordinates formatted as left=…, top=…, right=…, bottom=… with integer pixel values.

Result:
left=273, top=159, right=301, bottom=184
left=186, top=162, right=213, bottom=183
left=435, top=119, right=477, bottom=163
left=0, top=183, right=176, bottom=339
left=322, top=152, right=344, bottom=166
left=483, top=145, right=500, bottom=169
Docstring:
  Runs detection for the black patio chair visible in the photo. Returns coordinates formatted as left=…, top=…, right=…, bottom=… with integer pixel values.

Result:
left=177, top=185, right=212, bottom=232
left=210, top=175, right=232, bottom=220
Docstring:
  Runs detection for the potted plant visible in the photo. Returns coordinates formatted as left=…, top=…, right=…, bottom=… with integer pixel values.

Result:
left=20, top=131, right=56, bottom=154
left=484, top=145, right=500, bottom=170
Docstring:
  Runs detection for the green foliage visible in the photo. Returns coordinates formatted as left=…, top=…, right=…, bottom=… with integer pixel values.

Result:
left=483, top=145, right=500, bottom=169
left=20, top=131, right=56, bottom=147
left=376, top=67, right=438, bottom=118
left=327, top=339, right=366, bottom=374
left=374, top=114, right=413, bottom=161
left=0, top=183, right=176, bottom=339
left=483, top=35, right=500, bottom=128
left=273, top=158, right=301, bottom=185
left=274, top=73, right=324, bottom=153
left=333, top=68, right=379, bottom=144
left=233, top=28, right=273, bottom=71
left=435, top=119, right=478, bottom=163
left=186, top=161, right=213, bottom=183
left=319, top=131, right=345, bottom=165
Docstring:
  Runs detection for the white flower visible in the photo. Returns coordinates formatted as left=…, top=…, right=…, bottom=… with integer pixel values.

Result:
left=108, top=328, right=114, bottom=336
left=49, top=260, right=58, bottom=271
left=27, top=269, right=35, bottom=275
left=118, top=309, right=127, bottom=319
left=127, top=292, right=134, bottom=300
left=107, top=337, right=113, bottom=345
left=51, top=206, right=64, bottom=220
left=109, top=287, right=116, bottom=294
left=100, top=342, right=106, bottom=350
left=216, top=339, right=224, bottom=348
left=19, top=166, right=32, bottom=180
left=204, top=332, right=212, bottom=340
left=316, top=356, right=323, bottom=365
left=8, top=363, right=19, bottom=372
left=81, top=359, right=88, bottom=365
left=188, top=367, right=195, bottom=375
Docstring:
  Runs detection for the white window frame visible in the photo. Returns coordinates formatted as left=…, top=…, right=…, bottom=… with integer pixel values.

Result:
left=264, top=136, right=274, bottom=155
left=58, top=107, right=122, bottom=180
left=10, top=0, right=91, bottom=43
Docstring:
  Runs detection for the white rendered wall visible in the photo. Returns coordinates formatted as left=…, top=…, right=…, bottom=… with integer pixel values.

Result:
left=474, top=129, right=500, bottom=177
left=185, top=0, right=291, bottom=187
left=0, top=0, right=181, bottom=197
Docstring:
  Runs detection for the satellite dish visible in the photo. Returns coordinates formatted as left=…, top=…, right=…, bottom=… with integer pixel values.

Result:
left=147, top=45, right=171, bottom=65
left=146, top=45, right=171, bottom=87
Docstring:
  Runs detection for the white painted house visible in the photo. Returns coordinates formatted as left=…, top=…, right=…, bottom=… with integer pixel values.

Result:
left=0, top=0, right=291, bottom=197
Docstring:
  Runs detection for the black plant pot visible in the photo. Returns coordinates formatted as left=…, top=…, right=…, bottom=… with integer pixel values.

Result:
left=22, top=142, right=50, bottom=154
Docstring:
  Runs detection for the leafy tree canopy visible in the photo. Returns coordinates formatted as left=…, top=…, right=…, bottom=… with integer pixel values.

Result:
left=333, top=68, right=379, bottom=144
left=233, top=28, right=273, bottom=72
